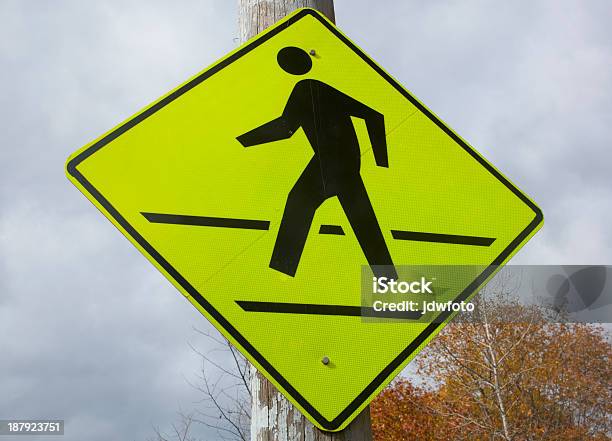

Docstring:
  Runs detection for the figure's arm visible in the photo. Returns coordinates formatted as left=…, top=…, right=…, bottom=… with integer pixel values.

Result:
left=343, top=93, right=389, bottom=167
left=237, top=86, right=301, bottom=147
left=363, top=109, right=388, bottom=168
left=236, top=115, right=297, bottom=147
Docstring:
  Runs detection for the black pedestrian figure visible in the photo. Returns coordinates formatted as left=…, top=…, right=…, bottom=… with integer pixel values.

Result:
left=237, top=46, right=397, bottom=280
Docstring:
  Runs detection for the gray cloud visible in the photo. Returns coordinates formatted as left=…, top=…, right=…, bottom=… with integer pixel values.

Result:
left=1, top=0, right=611, bottom=440
left=337, top=0, right=612, bottom=263
left=1, top=1, right=236, bottom=439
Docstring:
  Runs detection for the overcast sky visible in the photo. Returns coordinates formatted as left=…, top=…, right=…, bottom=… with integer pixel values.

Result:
left=1, top=1, right=611, bottom=440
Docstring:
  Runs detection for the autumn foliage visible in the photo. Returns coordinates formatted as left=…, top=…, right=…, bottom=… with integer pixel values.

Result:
left=372, top=288, right=611, bottom=440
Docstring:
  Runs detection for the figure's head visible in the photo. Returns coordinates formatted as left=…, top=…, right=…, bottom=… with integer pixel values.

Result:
left=277, top=47, right=312, bottom=75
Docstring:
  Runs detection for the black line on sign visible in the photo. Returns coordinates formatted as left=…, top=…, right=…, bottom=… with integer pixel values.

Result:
left=142, top=212, right=270, bottom=231
left=236, top=300, right=422, bottom=319
left=391, top=230, right=495, bottom=246
left=319, top=224, right=345, bottom=235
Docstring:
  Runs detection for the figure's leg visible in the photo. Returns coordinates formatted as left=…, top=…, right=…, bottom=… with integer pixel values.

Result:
left=270, top=162, right=325, bottom=276
left=337, top=177, right=398, bottom=280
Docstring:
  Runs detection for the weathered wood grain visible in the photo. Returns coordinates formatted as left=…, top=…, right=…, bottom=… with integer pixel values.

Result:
left=250, top=368, right=372, bottom=441
left=239, top=0, right=336, bottom=43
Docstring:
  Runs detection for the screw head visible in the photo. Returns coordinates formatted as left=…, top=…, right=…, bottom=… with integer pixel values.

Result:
left=309, top=49, right=316, bottom=56
left=321, top=356, right=330, bottom=365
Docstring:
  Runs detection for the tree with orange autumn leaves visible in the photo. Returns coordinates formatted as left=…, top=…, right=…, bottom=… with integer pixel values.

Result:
left=372, top=277, right=611, bottom=441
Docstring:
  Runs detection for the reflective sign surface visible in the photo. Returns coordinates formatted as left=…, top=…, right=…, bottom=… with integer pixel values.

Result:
left=66, top=8, right=543, bottom=431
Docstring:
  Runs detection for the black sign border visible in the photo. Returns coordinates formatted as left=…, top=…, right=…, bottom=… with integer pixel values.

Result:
left=66, top=9, right=543, bottom=431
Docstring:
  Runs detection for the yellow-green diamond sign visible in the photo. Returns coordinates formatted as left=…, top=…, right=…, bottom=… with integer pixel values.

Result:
left=66, top=8, right=543, bottom=432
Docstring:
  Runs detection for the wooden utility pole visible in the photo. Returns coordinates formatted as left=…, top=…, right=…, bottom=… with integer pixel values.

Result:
left=239, top=0, right=335, bottom=40
left=238, top=1, right=373, bottom=440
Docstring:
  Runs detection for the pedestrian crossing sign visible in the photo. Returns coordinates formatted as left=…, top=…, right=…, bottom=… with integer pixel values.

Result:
left=66, top=8, right=543, bottom=432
